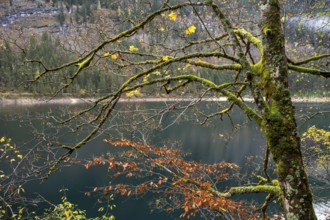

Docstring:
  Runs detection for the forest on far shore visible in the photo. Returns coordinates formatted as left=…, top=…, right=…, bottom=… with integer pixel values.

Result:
left=0, top=0, right=329, bottom=97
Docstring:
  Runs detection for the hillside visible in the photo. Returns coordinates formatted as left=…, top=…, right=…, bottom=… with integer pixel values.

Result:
left=0, top=0, right=329, bottom=97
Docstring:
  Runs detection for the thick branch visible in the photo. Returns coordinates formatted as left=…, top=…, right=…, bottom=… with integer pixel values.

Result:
left=288, top=64, right=330, bottom=78
left=220, top=184, right=281, bottom=198
left=211, top=3, right=267, bottom=112
left=187, top=60, right=242, bottom=71
left=221, top=90, right=262, bottom=126
left=234, top=28, right=264, bottom=55
left=287, top=54, right=330, bottom=65
left=124, top=75, right=246, bottom=93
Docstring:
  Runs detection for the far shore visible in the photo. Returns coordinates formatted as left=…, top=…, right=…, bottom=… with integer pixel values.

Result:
left=1, top=96, right=329, bottom=106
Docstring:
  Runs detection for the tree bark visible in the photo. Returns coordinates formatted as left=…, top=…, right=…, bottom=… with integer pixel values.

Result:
left=259, top=0, right=317, bottom=219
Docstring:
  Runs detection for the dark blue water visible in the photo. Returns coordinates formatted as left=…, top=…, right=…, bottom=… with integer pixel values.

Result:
left=0, top=101, right=329, bottom=219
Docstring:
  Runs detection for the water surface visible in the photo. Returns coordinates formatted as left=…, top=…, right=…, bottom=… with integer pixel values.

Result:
left=0, top=101, right=329, bottom=219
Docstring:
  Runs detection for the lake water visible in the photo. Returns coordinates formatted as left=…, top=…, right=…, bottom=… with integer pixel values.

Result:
left=0, top=101, right=329, bottom=219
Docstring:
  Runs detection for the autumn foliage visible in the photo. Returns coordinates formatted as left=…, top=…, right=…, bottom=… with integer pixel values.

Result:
left=302, top=126, right=330, bottom=185
left=83, top=139, right=260, bottom=219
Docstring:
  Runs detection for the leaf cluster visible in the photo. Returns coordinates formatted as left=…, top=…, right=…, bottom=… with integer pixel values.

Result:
left=83, top=139, right=259, bottom=219
left=39, top=190, right=115, bottom=220
left=302, top=126, right=330, bottom=185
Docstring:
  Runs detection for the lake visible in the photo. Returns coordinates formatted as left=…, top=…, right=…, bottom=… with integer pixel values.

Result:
left=0, top=101, right=329, bottom=219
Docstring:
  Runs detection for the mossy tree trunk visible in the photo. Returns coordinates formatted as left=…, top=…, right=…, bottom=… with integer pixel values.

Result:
left=259, top=0, right=316, bottom=219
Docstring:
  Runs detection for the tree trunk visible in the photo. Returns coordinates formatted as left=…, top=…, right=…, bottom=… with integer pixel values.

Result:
left=259, top=1, right=317, bottom=219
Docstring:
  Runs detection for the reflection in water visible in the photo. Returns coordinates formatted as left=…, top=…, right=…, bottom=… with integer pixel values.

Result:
left=0, top=102, right=329, bottom=219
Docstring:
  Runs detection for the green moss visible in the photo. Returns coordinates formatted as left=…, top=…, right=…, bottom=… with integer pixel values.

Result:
left=287, top=213, right=299, bottom=220
left=257, top=175, right=268, bottom=184
left=286, top=175, right=294, bottom=183
left=251, top=59, right=277, bottom=97
left=222, top=184, right=281, bottom=197
left=251, top=59, right=274, bottom=97
left=251, top=60, right=264, bottom=75
left=271, top=179, right=279, bottom=186
left=288, top=64, right=323, bottom=76
left=234, top=28, right=264, bottom=53
left=263, top=27, right=272, bottom=37
left=267, top=105, right=282, bottom=122
left=276, top=160, right=285, bottom=177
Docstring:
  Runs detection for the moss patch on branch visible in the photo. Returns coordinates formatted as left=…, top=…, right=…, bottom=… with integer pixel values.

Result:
left=234, top=28, right=264, bottom=54
left=221, top=183, right=281, bottom=198
left=288, top=64, right=330, bottom=78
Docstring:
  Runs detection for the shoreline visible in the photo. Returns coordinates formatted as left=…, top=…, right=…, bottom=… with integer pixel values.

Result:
left=1, top=96, right=329, bottom=106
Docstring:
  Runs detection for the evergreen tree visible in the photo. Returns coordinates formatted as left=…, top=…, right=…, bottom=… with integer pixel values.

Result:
left=57, top=1, right=66, bottom=26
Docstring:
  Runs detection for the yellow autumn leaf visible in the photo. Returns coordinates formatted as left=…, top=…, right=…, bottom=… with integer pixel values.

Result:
left=126, top=89, right=141, bottom=97
left=161, top=13, right=166, bottom=17
left=184, top=63, right=191, bottom=69
left=162, top=56, right=173, bottom=61
left=64, top=210, right=71, bottom=218
left=111, top=54, right=119, bottom=60
left=160, top=27, right=165, bottom=32
left=129, top=45, right=139, bottom=52
left=143, top=74, right=150, bottom=83
left=104, top=52, right=110, bottom=57
left=17, top=154, right=23, bottom=159
left=185, top=25, right=196, bottom=35
left=152, top=71, right=161, bottom=76
left=168, top=12, right=177, bottom=21
left=219, top=207, right=227, bottom=212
